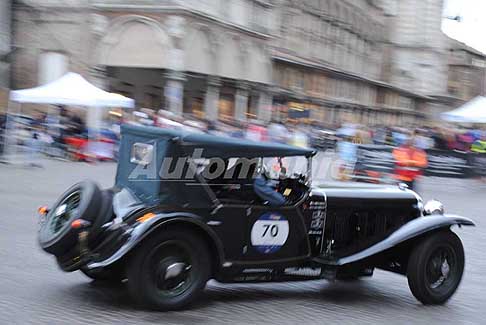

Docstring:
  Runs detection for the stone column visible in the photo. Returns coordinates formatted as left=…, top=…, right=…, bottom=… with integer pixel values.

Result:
left=164, top=70, right=185, bottom=116
left=88, top=65, right=108, bottom=132
left=204, top=76, right=221, bottom=120
left=234, top=81, right=250, bottom=122
left=327, top=107, right=335, bottom=125
left=257, top=87, right=273, bottom=122
left=89, top=65, right=108, bottom=90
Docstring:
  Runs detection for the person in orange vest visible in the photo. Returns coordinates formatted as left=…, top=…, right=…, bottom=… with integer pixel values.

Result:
left=392, top=132, right=428, bottom=191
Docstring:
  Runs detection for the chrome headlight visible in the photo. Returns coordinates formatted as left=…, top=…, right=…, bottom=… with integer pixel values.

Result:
left=130, top=143, right=154, bottom=166
left=416, top=196, right=424, bottom=212
left=423, top=199, right=444, bottom=216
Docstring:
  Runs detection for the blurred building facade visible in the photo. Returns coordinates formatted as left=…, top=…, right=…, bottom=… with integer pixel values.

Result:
left=270, top=0, right=429, bottom=126
left=447, top=39, right=486, bottom=101
left=0, top=0, right=11, bottom=109
left=8, top=0, right=486, bottom=125
left=382, top=0, right=448, bottom=95
left=422, top=38, right=486, bottom=120
left=382, top=0, right=486, bottom=121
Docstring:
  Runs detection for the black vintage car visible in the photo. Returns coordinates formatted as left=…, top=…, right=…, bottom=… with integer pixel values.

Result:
left=38, top=124, right=474, bottom=310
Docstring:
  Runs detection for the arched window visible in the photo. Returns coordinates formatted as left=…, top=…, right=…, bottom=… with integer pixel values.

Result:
left=97, top=16, right=171, bottom=68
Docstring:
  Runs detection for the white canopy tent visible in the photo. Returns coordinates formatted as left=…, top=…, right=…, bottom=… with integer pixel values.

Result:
left=6, top=72, right=134, bottom=131
left=9, top=72, right=134, bottom=107
left=2, top=72, right=134, bottom=162
left=441, top=96, right=486, bottom=123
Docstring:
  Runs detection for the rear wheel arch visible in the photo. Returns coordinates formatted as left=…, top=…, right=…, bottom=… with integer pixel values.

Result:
left=137, top=219, right=224, bottom=278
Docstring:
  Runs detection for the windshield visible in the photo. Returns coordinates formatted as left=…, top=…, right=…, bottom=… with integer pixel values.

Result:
left=262, top=156, right=309, bottom=180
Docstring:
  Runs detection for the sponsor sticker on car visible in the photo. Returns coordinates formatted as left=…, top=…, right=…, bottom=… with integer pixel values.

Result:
left=251, top=212, right=289, bottom=254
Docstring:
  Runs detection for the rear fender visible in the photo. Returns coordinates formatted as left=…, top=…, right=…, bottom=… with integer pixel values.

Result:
left=334, top=214, right=475, bottom=266
left=86, top=212, right=224, bottom=269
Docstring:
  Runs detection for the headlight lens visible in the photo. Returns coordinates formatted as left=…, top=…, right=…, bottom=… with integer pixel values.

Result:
left=130, top=143, right=154, bottom=166
left=423, top=199, right=444, bottom=216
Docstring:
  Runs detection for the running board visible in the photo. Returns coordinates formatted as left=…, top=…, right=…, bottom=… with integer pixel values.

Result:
left=217, top=267, right=338, bottom=283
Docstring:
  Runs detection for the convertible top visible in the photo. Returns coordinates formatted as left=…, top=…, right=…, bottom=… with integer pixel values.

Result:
left=116, top=124, right=314, bottom=206
left=120, top=124, right=316, bottom=158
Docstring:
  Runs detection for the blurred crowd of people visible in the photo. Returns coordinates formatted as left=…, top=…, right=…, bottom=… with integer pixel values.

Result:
left=371, top=126, right=486, bottom=153
left=2, top=105, right=486, bottom=170
left=128, top=108, right=313, bottom=148
left=1, top=107, right=87, bottom=148
left=0, top=107, right=107, bottom=165
left=334, top=123, right=486, bottom=153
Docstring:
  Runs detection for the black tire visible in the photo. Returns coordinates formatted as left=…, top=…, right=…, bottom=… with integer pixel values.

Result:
left=127, top=228, right=211, bottom=311
left=39, top=181, right=102, bottom=256
left=87, top=189, right=114, bottom=246
left=407, top=230, right=465, bottom=305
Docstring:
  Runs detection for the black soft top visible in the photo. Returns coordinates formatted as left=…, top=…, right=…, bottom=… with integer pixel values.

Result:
left=116, top=124, right=314, bottom=206
left=121, top=124, right=316, bottom=158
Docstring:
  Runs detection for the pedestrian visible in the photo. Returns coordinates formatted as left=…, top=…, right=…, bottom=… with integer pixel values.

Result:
left=471, top=132, right=486, bottom=153
left=26, top=125, right=44, bottom=168
left=69, top=113, right=86, bottom=136
left=268, top=120, right=288, bottom=144
left=0, top=113, right=5, bottom=156
left=245, top=120, right=268, bottom=142
left=392, top=132, right=428, bottom=191
left=337, top=135, right=357, bottom=180
left=414, top=129, right=433, bottom=150
left=289, top=121, right=309, bottom=148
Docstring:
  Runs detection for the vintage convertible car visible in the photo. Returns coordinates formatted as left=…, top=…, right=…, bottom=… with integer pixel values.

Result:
left=38, top=124, right=474, bottom=310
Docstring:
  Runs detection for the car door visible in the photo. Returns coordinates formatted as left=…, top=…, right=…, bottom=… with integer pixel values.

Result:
left=241, top=204, right=310, bottom=263
left=210, top=205, right=251, bottom=262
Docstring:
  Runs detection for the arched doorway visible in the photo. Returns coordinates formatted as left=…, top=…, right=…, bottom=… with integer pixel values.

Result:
left=95, top=15, right=174, bottom=112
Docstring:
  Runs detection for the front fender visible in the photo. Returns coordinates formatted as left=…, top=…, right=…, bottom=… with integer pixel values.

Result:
left=334, top=214, right=475, bottom=266
left=86, top=212, right=224, bottom=269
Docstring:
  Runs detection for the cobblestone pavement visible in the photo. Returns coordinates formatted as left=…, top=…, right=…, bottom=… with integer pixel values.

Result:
left=0, top=159, right=485, bottom=324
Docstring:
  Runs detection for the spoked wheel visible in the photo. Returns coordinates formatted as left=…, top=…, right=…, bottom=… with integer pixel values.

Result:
left=426, top=247, right=456, bottom=290
left=407, top=230, right=464, bottom=305
left=39, top=181, right=102, bottom=256
left=50, top=191, right=81, bottom=235
left=152, top=242, right=193, bottom=297
left=127, top=229, right=210, bottom=311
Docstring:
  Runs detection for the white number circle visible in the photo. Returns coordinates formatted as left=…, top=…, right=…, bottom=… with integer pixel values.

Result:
left=251, top=213, right=289, bottom=254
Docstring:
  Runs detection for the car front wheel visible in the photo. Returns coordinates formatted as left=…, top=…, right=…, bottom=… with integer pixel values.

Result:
left=407, top=230, right=464, bottom=305
left=126, top=228, right=211, bottom=311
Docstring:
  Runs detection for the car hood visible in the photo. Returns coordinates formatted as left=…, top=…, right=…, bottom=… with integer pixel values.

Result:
left=312, top=182, right=420, bottom=201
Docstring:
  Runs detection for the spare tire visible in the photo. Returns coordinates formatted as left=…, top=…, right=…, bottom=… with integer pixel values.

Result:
left=39, top=181, right=102, bottom=256
left=87, top=189, right=115, bottom=248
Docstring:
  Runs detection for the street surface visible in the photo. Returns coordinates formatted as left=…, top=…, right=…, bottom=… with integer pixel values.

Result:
left=0, top=158, right=485, bottom=324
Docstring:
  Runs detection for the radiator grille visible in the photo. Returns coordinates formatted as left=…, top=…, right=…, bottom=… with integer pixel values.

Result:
left=323, top=209, right=414, bottom=258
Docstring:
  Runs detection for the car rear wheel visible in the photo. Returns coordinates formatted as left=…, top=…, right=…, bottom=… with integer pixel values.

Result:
left=126, top=228, right=211, bottom=311
left=407, top=230, right=464, bottom=305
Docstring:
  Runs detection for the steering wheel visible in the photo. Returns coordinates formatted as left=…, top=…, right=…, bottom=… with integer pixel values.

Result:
left=293, top=173, right=306, bottom=184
